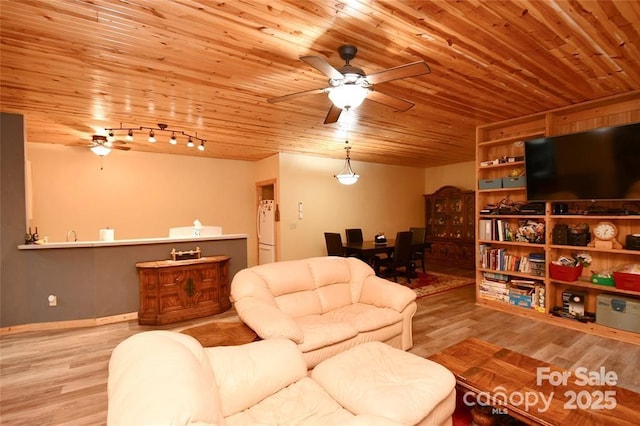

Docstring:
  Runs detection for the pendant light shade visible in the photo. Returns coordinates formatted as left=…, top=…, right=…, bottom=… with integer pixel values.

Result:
left=335, top=145, right=359, bottom=185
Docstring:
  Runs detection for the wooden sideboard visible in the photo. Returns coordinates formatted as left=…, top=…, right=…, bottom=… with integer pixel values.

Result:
left=136, top=256, right=231, bottom=325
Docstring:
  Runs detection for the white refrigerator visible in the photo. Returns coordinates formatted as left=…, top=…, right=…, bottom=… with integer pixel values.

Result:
left=257, top=200, right=276, bottom=264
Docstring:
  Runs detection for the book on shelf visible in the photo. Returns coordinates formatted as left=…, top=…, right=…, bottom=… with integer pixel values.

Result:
left=478, top=245, right=531, bottom=273
left=478, top=218, right=517, bottom=241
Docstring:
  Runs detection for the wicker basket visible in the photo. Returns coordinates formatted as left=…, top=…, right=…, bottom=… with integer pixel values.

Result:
left=549, top=263, right=583, bottom=281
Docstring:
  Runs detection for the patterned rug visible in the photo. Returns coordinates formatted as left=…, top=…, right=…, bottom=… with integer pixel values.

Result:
left=404, top=272, right=475, bottom=298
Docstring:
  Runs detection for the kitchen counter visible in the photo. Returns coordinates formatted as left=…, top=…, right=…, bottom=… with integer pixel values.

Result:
left=18, top=234, right=247, bottom=249
left=8, top=234, right=248, bottom=330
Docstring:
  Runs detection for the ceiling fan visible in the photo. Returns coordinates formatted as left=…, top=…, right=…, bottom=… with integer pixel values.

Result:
left=69, top=135, right=131, bottom=157
left=267, top=45, right=431, bottom=124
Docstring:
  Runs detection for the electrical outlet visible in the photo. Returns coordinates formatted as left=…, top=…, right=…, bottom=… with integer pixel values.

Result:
left=48, top=294, right=57, bottom=307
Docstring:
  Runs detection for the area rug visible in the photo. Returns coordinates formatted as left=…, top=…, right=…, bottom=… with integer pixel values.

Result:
left=404, top=272, right=475, bottom=298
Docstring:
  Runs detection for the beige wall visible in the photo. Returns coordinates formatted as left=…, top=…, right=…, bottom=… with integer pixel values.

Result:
left=278, top=152, right=426, bottom=260
left=27, top=143, right=472, bottom=266
left=424, top=160, right=475, bottom=194
left=27, top=143, right=256, bottom=251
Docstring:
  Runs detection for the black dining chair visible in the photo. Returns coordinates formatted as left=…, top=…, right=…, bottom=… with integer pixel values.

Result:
left=344, top=228, right=381, bottom=266
left=345, top=228, right=364, bottom=244
left=324, top=232, right=346, bottom=257
left=410, top=226, right=426, bottom=273
left=377, top=231, right=414, bottom=283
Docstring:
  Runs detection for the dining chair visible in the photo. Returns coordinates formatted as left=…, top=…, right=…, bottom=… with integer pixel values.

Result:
left=345, top=228, right=364, bottom=244
left=324, top=232, right=346, bottom=257
left=410, top=226, right=426, bottom=273
left=377, top=231, right=414, bottom=283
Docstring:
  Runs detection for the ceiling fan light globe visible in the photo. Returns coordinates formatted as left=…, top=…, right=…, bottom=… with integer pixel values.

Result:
left=328, top=84, right=368, bottom=109
left=90, top=145, right=111, bottom=157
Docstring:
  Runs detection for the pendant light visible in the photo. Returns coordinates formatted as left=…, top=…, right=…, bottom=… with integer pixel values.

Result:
left=335, top=140, right=359, bottom=185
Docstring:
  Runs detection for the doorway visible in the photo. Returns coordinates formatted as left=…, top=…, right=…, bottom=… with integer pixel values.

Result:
left=256, top=179, right=278, bottom=264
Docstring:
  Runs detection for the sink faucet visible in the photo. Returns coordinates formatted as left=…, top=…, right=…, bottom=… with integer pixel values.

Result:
left=66, top=230, right=78, bottom=242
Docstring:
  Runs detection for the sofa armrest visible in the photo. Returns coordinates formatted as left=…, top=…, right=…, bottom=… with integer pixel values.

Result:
left=358, top=275, right=416, bottom=312
left=233, top=297, right=304, bottom=344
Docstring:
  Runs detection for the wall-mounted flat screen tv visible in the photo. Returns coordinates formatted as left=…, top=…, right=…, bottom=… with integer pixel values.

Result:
left=524, top=122, right=640, bottom=201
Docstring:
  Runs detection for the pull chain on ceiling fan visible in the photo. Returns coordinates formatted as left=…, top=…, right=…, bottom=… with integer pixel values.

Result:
left=267, top=45, right=431, bottom=124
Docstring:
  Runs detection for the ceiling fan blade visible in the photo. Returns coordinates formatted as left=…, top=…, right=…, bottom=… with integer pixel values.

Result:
left=366, top=61, right=431, bottom=85
left=366, top=90, right=414, bottom=112
left=267, top=87, right=328, bottom=104
left=323, top=104, right=343, bottom=124
left=111, top=145, right=131, bottom=151
left=300, top=55, right=344, bottom=80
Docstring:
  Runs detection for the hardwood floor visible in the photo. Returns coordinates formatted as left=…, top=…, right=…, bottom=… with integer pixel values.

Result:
left=1, top=265, right=639, bottom=425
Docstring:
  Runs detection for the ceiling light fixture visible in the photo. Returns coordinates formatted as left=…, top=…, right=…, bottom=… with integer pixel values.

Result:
left=328, top=83, right=369, bottom=110
left=104, top=122, right=207, bottom=151
left=90, top=144, right=111, bottom=157
left=335, top=140, right=359, bottom=185
left=90, top=135, right=111, bottom=157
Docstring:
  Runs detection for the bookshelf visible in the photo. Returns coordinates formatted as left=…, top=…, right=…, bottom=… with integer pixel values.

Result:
left=475, top=91, right=640, bottom=345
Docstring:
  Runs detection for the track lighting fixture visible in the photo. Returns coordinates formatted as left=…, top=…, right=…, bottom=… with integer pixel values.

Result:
left=104, top=122, right=207, bottom=151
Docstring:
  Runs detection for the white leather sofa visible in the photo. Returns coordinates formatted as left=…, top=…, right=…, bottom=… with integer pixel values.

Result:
left=230, top=256, right=418, bottom=368
left=107, top=331, right=456, bottom=426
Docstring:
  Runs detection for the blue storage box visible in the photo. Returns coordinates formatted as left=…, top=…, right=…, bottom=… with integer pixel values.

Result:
left=502, top=176, right=526, bottom=188
left=479, top=179, right=502, bottom=189
left=509, top=293, right=533, bottom=308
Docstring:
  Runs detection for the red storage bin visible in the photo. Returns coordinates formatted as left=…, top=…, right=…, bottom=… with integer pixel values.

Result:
left=549, top=263, right=583, bottom=282
left=613, top=272, right=640, bottom=292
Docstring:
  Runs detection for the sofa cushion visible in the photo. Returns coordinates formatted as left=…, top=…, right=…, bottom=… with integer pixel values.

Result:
left=324, top=303, right=403, bottom=333
left=312, top=341, right=456, bottom=425
left=225, top=377, right=356, bottom=426
left=207, top=339, right=307, bottom=417
left=296, top=315, right=359, bottom=352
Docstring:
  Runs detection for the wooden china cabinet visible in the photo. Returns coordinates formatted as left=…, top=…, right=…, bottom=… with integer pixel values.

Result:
left=424, top=186, right=475, bottom=269
left=136, top=256, right=231, bottom=325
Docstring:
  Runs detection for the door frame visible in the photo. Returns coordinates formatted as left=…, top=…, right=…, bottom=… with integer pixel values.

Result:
left=255, top=179, right=278, bottom=264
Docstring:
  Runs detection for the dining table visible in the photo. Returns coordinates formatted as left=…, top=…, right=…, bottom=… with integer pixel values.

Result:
left=343, top=239, right=431, bottom=257
left=343, top=239, right=431, bottom=278
left=342, top=239, right=397, bottom=257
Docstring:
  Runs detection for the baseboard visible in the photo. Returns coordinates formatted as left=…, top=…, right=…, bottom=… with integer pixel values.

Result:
left=0, top=312, right=138, bottom=336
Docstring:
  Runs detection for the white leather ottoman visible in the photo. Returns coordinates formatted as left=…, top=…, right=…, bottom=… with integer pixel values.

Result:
left=311, top=341, right=456, bottom=426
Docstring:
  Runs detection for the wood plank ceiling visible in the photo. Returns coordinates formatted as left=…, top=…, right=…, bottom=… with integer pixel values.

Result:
left=1, top=0, right=639, bottom=168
